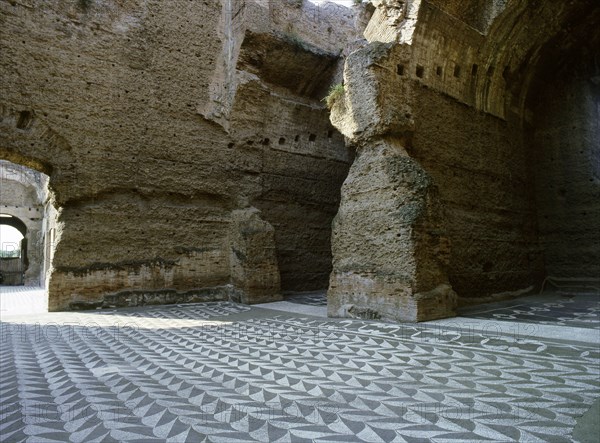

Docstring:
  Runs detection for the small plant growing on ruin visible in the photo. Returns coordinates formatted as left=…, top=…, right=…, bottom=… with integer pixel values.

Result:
left=323, top=83, right=345, bottom=109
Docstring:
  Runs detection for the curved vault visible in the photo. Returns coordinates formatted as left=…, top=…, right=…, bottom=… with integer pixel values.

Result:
left=326, top=0, right=600, bottom=322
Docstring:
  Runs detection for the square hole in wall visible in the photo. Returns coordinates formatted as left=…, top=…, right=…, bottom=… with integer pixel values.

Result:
left=453, top=65, right=461, bottom=77
left=436, top=66, right=443, bottom=76
left=471, top=64, right=479, bottom=76
left=16, top=110, right=33, bottom=129
left=397, top=64, right=405, bottom=76
left=416, top=65, right=424, bottom=78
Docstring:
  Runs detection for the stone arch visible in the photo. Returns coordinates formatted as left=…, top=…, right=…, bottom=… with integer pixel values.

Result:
left=476, top=1, right=600, bottom=121
left=521, top=12, right=600, bottom=286
left=0, top=215, right=27, bottom=285
left=326, top=0, right=600, bottom=321
left=0, top=106, right=77, bottom=201
left=0, top=160, right=54, bottom=288
left=0, top=106, right=70, bottom=299
left=0, top=214, right=27, bottom=238
left=471, top=0, right=600, bottom=287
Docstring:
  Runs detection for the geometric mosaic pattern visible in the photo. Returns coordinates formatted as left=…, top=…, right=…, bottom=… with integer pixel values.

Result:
left=460, top=292, right=600, bottom=330
left=283, top=291, right=327, bottom=307
left=98, top=302, right=252, bottom=320
left=1, top=302, right=599, bottom=442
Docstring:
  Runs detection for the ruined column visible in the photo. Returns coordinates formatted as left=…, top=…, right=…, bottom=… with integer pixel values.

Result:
left=229, top=207, right=282, bottom=304
left=326, top=36, right=456, bottom=322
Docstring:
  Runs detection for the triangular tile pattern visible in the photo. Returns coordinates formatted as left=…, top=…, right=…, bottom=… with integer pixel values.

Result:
left=459, top=293, right=600, bottom=330
left=284, top=292, right=327, bottom=307
left=1, top=302, right=598, bottom=442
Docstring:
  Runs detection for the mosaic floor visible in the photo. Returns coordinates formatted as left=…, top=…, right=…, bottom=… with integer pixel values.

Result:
left=459, top=293, right=600, bottom=330
left=1, top=295, right=599, bottom=442
left=283, top=291, right=327, bottom=307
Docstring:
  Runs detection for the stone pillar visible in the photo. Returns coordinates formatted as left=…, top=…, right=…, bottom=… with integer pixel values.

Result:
left=229, top=207, right=282, bottom=304
left=327, top=139, right=456, bottom=322
left=326, top=36, right=456, bottom=322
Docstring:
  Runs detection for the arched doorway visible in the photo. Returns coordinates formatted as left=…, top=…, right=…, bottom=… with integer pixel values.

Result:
left=0, top=219, right=26, bottom=285
left=0, top=160, right=56, bottom=288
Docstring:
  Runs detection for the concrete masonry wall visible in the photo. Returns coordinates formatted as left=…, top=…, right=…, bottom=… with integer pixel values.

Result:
left=0, top=0, right=353, bottom=309
left=411, top=87, right=541, bottom=298
left=327, top=0, right=600, bottom=322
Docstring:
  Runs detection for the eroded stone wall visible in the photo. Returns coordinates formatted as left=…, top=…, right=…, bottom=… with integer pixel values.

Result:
left=0, top=0, right=354, bottom=310
left=230, top=78, right=351, bottom=290
left=327, top=0, right=600, bottom=321
left=411, top=86, right=541, bottom=298
left=4, top=0, right=597, bottom=317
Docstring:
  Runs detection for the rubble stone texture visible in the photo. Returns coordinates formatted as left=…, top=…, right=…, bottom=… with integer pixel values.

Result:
left=0, top=0, right=354, bottom=311
left=1, top=0, right=599, bottom=321
left=327, top=0, right=600, bottom=321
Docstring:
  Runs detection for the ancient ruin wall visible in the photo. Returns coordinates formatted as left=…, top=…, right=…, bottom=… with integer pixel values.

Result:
left=327, top=0, right=600, bottom=321
left=0, top=0, right=354, bottom=309
left=230, top=82, right=351, bottom=290
left=411, top=87, right=540, bottom=298
left=0, top=161, right=48, bottom=286
left=401, top=2, right=542, bottom=297
left=530, top=50, right=600, bottom=282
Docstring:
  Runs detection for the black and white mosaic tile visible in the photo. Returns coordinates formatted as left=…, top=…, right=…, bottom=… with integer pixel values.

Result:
left=459, top=293, right=600, bottom=330
left=283, top=292, right=327, bottom=307
left=1, top=301, right=599, bottom=442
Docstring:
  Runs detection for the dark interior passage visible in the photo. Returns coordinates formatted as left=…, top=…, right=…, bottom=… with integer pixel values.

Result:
left=529, top=44, right=600, bottom=286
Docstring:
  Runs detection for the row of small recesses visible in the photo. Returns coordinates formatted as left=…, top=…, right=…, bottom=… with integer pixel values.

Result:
left=227, top=131, right=335, bottom=149
left=397, top=62, right=489, bottom=79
